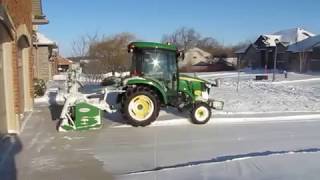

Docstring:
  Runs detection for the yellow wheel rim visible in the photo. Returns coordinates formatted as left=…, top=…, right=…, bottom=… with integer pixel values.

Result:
left=195, top=106, right=209, bottom=122
left=128, top=95, right=154, bottom=121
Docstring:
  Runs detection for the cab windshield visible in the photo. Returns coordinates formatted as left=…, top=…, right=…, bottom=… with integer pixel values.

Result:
left=132, top=49, right=177, bottom=81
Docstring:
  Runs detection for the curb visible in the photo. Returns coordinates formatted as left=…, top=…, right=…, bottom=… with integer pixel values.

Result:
left=113, top=114, right=320, bottom=128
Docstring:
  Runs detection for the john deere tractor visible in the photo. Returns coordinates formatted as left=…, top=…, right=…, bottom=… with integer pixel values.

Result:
left=58, top=41, right=223, bottom=132
left=118, top=42, right=223, bottom=127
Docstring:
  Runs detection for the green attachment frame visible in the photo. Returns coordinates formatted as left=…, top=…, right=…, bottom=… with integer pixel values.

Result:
left=59, top=102, right=103, bottom=132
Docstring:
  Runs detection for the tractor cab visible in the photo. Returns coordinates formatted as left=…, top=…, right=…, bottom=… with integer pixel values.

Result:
left=128, top=42, right=182, bottom=98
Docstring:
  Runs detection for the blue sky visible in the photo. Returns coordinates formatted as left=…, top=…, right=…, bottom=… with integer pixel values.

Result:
left=40, top=0, right=320, bottom=57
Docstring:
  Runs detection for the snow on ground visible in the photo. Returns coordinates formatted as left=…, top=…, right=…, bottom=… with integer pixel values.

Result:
left=34, top=75, right=67, bottom=105
left=204, top=72, right=320, bottom=113
left=35, top=72, right=320, bottom=115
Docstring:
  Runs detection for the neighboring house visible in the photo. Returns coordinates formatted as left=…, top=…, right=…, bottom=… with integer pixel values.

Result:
left=180, top=48, right=235, bottom=72
left=179, top=47, right=211, bottom=67
left=236, top=28, right=315, bottom=71
left=188, top=60, right=235, bottom=72
left=287, top=35, right=320, bottom=72
left=53, top=56, right=73, bottom=74
left=179, top=48, right=211, bottom=72
left=0, top=0, right=48, bottom=134
left=33, top=32, right=57, bottom=80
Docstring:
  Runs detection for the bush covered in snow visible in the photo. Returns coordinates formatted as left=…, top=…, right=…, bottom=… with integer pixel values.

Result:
left=33, top=79, right=46, bottom=97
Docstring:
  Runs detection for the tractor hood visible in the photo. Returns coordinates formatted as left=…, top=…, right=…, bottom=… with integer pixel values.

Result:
left=123, top=76, right=165, bottom=88
left=179, top=74, right=210, bottom=84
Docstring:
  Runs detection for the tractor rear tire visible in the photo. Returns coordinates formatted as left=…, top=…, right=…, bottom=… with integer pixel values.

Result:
left=122, top=86, right=160, bottom=127
left=191, top=102, right=211, bottom=124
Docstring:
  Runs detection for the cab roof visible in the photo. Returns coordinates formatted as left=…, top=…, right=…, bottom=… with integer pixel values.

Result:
left=128, top=42, right=177, bottom=51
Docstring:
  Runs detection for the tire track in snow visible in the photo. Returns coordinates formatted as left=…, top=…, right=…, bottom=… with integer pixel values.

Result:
left=120, top=148, right=320, bottom=176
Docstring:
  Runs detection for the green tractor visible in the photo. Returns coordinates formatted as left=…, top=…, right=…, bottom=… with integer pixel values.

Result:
left=119, top=42, right=223, bottom=127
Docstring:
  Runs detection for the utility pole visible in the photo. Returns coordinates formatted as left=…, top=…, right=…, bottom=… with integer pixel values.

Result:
left=237, top=56, right=240, bottom=92
left=272, top=45, right=278, bottom=81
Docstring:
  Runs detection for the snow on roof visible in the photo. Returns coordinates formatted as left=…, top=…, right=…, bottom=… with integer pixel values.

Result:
left=287, top=35, right=320, bottom=52
left=34, top=32, right=56, bottom=46
left=261, top=35, right=282, bottom=47
left=56, top=56, right=73, bottom=65
left=187, top=47, right=211, bottom=57
left=273, top=28, right=315, bottom=45
left=179, top=47, right=212, bottom=67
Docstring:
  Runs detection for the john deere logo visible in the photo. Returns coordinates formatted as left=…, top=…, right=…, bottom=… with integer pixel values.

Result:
left=79, top=108, right=90, bottom=113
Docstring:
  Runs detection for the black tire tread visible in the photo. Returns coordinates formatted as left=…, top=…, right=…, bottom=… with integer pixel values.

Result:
left=190, top=102, right=212, bottom=125
left=121, top=86, right=160, bottom=127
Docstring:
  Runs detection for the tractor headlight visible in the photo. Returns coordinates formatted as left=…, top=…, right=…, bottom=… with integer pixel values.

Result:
left=205, top=83, right=212, bottom=89
left=202, top=91, right=209, bottom=100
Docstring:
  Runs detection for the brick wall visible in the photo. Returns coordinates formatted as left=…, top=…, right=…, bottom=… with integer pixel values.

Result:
left=11, top=42, right=19, bottom=113
left=3, top=0, right=33, bottom=34
left=2, top=0, right=33, bottom=113
left=29, top=47, right=33, bottom=97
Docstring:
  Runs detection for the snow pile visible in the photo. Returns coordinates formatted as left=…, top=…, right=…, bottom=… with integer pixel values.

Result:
left=53, top=74, right=67, bottom=81
left=34, top=79, right=66, bottom=106
left=102, top=72, right=130, bottom=78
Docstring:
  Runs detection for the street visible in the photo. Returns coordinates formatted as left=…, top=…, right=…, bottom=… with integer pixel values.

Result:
left=2, top=105, right=319, bottom=180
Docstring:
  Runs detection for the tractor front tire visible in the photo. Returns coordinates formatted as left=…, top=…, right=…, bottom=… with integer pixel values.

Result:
left=191, top=102, right=211, bottom=124
left=122, top=86, right=160, bottom=127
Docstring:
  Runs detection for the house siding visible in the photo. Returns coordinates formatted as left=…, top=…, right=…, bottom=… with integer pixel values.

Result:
left=34, top=46, right=51, bottom=80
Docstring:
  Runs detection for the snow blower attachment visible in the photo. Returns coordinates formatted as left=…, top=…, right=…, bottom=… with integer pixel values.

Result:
left=58, top=67, right=124, bottom=132
left=58, top=41, right=224, bottom=132
left=59, top=102, right=103, bottom=132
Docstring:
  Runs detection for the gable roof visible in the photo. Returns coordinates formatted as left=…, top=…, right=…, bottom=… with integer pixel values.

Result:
left=235, top=44, right=258, bottom=54
left=287, top=35, right=320, bottom=53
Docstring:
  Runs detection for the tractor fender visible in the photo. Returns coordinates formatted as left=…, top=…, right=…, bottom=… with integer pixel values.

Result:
left=125, top=78, right=168, bottom=104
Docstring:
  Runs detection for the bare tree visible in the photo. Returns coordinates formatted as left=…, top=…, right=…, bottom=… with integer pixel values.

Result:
left=71, top=32, right=100, bottom=58
left=162, top=27, right=201, bottom=50
left=89, top=32, right=136, bottom=72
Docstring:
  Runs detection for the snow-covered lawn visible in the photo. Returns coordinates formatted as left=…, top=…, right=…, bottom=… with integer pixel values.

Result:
left=206, top=73, right=320, bottom=113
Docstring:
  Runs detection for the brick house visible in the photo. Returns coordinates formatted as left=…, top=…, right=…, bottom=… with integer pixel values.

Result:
left=53, top=56, right=73, bottom=74
left=0, top=0, right=47, bottom=134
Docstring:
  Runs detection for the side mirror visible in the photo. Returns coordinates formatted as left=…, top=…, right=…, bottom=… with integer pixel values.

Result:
left=172, top=73, right=177, bottom=81
left=177, top=50, right=185, bottom=61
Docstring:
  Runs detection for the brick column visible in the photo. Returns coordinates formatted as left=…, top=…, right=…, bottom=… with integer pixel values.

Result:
left=11, top=42, right=20, bottom=114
